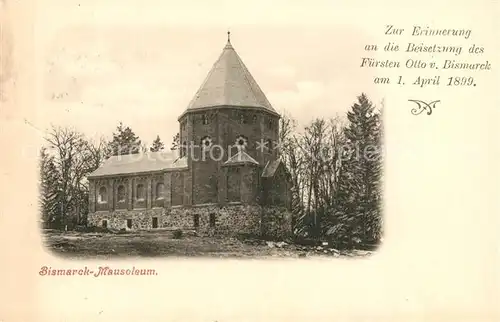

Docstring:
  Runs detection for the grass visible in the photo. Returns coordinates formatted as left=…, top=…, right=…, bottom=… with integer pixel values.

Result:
left=42, top=229, right=374, bottom=259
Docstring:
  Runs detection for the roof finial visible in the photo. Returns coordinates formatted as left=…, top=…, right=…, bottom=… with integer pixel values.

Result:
left=227, top=30, right=231, bottom=43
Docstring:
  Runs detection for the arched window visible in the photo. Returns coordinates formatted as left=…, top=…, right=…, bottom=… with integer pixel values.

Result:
left=98, top=186, right=107, bottom=203
left=136, top=184, right=145, bottom=200
left=239, top=113, right=246, bottom=124
left=117, top=185, right=126, bottom=202
left=266, top=139, right=273, bottom=151
left=202, top=114, right=209, bottom=125
left=252, top=115, right=257, bottom=124
left=181, top=141, right=187, bottom=157
left=156, top=183, right=165, bottom=199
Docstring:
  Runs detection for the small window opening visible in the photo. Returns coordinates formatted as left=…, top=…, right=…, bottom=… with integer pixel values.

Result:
left=209, top=213, right=216, bottom=227
left=102, top=220, right=108, bottom=228
left=152, top=217, right=158, bottom=228
left=193, top=214, right=200, bottom=228
left=127, top=219, right=132, bottom=229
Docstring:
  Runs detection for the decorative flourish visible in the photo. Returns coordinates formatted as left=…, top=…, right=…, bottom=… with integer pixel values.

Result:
left=408, top=99, right=440, bottom=116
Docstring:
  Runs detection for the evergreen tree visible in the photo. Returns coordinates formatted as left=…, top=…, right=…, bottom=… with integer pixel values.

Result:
left=150, top=135, right=165, bottom=152
left=334, top=93, right=383, bottom=247
left=107, top=122, right=142, bottom=156
left=39, top=147, right=61, bottom=228
left=170, top=132, right=180, bottom=151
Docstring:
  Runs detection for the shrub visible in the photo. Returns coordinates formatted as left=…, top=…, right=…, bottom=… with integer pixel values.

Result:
left=172, top=229, right=183, bottom=239
left=74, top=225, right=111, bottom=233
left=74, top=225, right=88, bottom=232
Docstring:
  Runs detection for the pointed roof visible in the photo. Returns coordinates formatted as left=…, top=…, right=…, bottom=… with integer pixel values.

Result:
left=223, top=150, right=259, bottom=166
left=182, top=33, right=277, bottom=117
left=261, top=160, right=281, bottom=177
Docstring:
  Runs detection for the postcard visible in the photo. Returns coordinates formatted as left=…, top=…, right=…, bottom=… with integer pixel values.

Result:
left=0, top=0, right=498, bottom=321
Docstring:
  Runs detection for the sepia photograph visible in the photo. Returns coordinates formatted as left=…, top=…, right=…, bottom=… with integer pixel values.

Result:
left=38, top=27, right=383, bottom=259
left=2, top=0, right=498, bottom=320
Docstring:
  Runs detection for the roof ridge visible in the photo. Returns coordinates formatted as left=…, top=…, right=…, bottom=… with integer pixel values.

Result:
left=224, top=150, right=259, bottom=165
left=234, top=48, right=260, bottom=107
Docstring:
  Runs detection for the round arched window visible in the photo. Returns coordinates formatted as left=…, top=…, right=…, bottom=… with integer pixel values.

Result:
left=156, top=183, right=165, bottom=199
left=98, top=186, right=107, bottom=203
left=136, top=184, right=145, bottom=200
left=117, top=185, right=126, bottom=202
left=235, top=135, right=248, bottom=150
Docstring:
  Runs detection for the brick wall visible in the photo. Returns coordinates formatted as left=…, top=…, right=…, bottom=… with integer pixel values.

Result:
left=89, top=171, right=187, bottom=212
left=180, top=107, right=280, bottom=207
left=114, top=178, right=130, bottom=210
left=87, top=108, right=285, bottom=235
left=132, top=176, right=148, bottom=209
left=226, top=167, right=241, bottom=202
left=171, top=171, right=184, bottom=206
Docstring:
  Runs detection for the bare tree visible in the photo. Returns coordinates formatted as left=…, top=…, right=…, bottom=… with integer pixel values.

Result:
left=43, top=126, right=106, bottom=227
left=279, top=112, right=305, bottom=231
left=279, top=112, right=348, bottom=238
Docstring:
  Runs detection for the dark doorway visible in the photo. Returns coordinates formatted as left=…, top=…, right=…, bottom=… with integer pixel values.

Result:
left=127, top=219, right=132, bottom=229
left=152, top=217, right=158, bottom=228
left=209, top=213, right=216, bottom=227
left=102, top=220, right=108, bottom=228
left=193, top=214, right=200, bottom=229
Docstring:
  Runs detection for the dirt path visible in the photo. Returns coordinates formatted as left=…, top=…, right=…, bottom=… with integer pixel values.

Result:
left=42, top=230, right=374, bottom=259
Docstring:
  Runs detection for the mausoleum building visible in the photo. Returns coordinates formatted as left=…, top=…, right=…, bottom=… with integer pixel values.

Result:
left=87, top=34, right=292, bottom=237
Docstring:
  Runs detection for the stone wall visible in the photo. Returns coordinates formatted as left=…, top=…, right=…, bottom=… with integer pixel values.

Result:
left=88, top=208, right=166, bottom=230
left=88, top=204, right=292, bottom=238
left=261, top=206, right=293, bottom=239
left=169, top=204, right=262, bottom=236
left=88, top=204, right=261, bottom=235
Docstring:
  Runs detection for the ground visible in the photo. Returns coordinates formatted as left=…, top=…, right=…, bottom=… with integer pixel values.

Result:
left=42, top=229, right=374, bottom=259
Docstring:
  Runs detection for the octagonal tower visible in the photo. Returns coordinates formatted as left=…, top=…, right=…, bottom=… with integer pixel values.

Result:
left=178, top=32, right=281, bottom=206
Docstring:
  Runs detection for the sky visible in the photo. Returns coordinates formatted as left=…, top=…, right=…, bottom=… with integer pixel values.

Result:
left=35, top=1, right=387, bottom=149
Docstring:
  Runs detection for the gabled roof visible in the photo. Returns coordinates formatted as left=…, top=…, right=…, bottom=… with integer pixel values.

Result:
left=261, top=160, right=281, bottom=177
left=181, top=34, right=276, bottom=117
left=223, top=150, right=259, bottom=166
left=88, top=152, right=188, bottom=178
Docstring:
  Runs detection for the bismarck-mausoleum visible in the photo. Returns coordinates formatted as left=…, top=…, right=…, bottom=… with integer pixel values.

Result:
left=87, top=34, right=293, bottom=237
